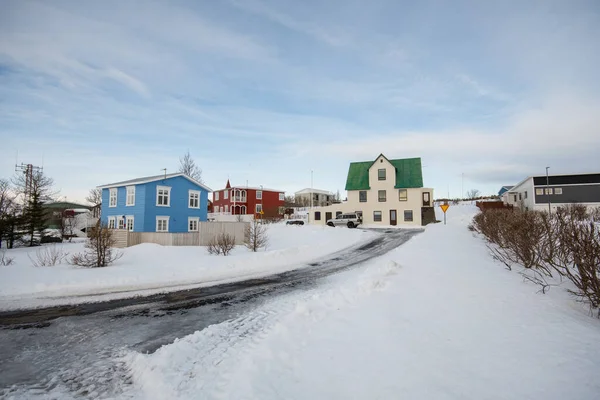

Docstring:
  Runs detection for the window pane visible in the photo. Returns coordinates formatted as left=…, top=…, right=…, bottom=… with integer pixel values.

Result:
left=359, top=191, right=367, bottom=202
left=404, top=210, right=413, bottom=222
left=373, top=211, right=382, bottom=222
left=399, top=189, right=407, bottom=201
left=555, top=188, right=563, bottom=195
left=315, top=211, right=321, bottom=220
left=378, top=190, right=386, bottom=202
left=378, top=169, right=386, bottom=180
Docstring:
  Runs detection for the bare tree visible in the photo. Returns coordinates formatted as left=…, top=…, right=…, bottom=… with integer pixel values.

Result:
left=245, top=219, right=268, bottom=252
left=465, top=189, right=481, bottom=200
left=0, top=179, right=16, bottom=248
left=207, top=233, right=236, bottom=256
left=178, top=151, right=204, bottom=183
left=70, top=222, right=122, bottom=267
left=12, top=170, right=55, bottom=246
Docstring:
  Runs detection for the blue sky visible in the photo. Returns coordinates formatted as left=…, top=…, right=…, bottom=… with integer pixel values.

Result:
left=1, top=0, right=599, bottom=202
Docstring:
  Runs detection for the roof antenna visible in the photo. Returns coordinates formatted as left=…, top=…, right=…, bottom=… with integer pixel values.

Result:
left=161, top=168, right=167, bottom=180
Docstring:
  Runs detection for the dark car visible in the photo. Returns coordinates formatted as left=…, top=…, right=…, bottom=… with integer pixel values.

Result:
left=286, top=220, right=305, bottom=226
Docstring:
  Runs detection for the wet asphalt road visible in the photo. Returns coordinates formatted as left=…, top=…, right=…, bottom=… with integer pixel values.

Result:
left=0, top=228, right=421, bottom=398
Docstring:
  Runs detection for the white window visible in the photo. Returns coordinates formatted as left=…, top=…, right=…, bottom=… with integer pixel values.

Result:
left=256, top=190, right=262, bottom=200
left=156, top=216, right=169, bottom=232
left=545, top=188, right=553, bottom=195
left=126, top=216, right=134, bottom=231
left=108, top=216, right=116, bottom=229
left=157, top=186, right=171, bottom=206
left=399, top=189, right=407, bottom=201
left=109, top=188, right=117, bottom=207
left=215, top=191, right=220, bottom=201
left=225, top=205, right=229, bottom=213
left=536, top=188, right=543, bottom=195
left=224, top=190, right=229, bottom=200
left=126, top=186, right=135, bottom=206
left=279, top=193, right=284, bottom=201
left=555, top=187, right=563, bottom=195
left=118, top=217, right=125, bottom=230
left=188, top=217, right=199, bottom=232
left=189, top=190, right=200, bottom=208
left=256, top=204, right=263, bottom=213
left=215, top=206, right=220, bottom=213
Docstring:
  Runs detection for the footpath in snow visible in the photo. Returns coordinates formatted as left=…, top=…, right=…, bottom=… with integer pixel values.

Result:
left=121, top=204, right=600, bottom=400
left=0, top=224, right=376, bottom=310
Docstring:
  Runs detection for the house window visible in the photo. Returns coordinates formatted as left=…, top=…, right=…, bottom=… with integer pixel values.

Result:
left=373, top=211, right=382, bottom=222
left=555, top=188, right=563, bottom=195
left=524, top=191, right=528, bottom=199
left=126, top=186, right=135, bottom=206
left=519, top=193, right=522, bottom=200
left=225, top=205, right=229, bottom=213
left=279, top=193, right=285, bottom=201
left=336, top=211, right=342, bottom=217
left=215, top=206, right=220, bottom=213
left=189, top=190, right=200, bottom=208
left=215, top=191, right=219, bottom=201
left=404, top=210, right=413, bottom=222
left=378, top=190, right=386, bottom=202
left=157, top=186, right=171, bottom=206
left=118, top=217, right=125, bottom=230
left=314, top=211, right=321, bottom=221
left=109, top=188, right=117, bottom=207
left=156, top=216, right=169, bottom=232
left=378, top=169, right=386, bottom=180
left=126, top=216, right=134, bottom=231
left=224, top=190, right=229, bottom=200
left=108, top=216, right=116, bottom=229
left=359, top=191, right=367, bottom=202
left=514, top=195, right=517, bottom=202
left=256, top=190, right=263, bottom=200
left=188, top=217, right=199, bottom=232
left=545, top=188, right=553, bottom=195
left=399, top=189, right=407, bottom=201
left=256, top=204, right=263, bottom=213
left=536, top=188, right=543, bottom=195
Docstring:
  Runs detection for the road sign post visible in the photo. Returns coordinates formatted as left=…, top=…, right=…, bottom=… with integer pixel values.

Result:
left=440, top=203, right=450, bottom=225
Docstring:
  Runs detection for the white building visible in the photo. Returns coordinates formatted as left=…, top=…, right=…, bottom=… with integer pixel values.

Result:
left=308, top=154, right=435, bottom=226
left=294, top=188, right=335, bottom=207
left=503, top=173, right=600, bottom=212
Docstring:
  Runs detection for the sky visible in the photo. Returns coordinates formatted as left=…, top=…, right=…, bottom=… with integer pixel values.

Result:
left=1, top=0, right=599, bottom=202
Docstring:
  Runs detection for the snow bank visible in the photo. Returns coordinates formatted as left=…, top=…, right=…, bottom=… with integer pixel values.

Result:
left=122, top=204, right=600, bottom=400
left=0, top=224, right=376, bottom=310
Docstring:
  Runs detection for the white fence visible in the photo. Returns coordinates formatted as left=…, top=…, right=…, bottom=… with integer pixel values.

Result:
left=207, top=213, right=255, bottom=223
left=111, top=222, right=248, bottom=248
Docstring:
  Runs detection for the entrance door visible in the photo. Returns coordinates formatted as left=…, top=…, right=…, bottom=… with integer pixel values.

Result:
left=325, top=212, right=332, bottom=222
left=390, top=209, right=397, bottom=226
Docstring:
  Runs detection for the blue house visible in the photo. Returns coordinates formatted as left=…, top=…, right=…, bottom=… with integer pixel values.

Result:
left=97, top=173, right=212, bottom=233
left=498, top=185, right=514, bottom=197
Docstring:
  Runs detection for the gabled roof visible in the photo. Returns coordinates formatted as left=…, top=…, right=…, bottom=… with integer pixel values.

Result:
left=345, top=155, right=423, bottom=190
left=97, top=173, right=212, bottom=192
left=44, top=201, right=91, bottom=210
left=295, top=188, right=334, bottom=195
left=216, top=185, right=283, bottom=192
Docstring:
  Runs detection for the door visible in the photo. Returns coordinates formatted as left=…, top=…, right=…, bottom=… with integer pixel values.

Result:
left=325, top=212, right=332, bottom=223
left=423, top=192, right=431, bottom=207
left=390, top=210, right=397, bottom=226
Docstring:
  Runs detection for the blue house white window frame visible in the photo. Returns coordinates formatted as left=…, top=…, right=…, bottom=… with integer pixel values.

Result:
left=108, top=216, right=116, bottom=229
left=126, top=186, right=135, bottom=206
left=156, top=186, right=171, bottom=207
left=188, top=217, right=199, bottom=232
left=156, top=216, right=169, bottom=232
left=126, top=215, right=134, bottom=231
left=109, top=188, right=117, bottom=207
left=189, top=190, right=200, bottom=209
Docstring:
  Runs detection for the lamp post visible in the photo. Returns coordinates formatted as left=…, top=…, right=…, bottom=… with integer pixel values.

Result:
left=546, top=167, right=550, bottom=214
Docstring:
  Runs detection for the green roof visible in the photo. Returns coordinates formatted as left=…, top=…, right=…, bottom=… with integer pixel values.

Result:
left=43, top=201, right=91, bottom=210
left=344, top=155, right=423, bottom=190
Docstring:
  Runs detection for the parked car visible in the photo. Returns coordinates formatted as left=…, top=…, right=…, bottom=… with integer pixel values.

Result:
left=326, top=213, right=362, bottom=228
left=286, top=220, right=305, bottom=226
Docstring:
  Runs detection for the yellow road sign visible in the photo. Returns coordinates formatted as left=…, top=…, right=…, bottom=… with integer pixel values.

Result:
left=440, top=204, right=449, bottom=213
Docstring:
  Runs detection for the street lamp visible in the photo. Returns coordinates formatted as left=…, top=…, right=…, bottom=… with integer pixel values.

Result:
left=546, top=167, right=551, bottom=214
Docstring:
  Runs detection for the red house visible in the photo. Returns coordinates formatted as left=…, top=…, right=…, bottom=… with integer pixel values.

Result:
left=212, top=180, right=285, bottom=218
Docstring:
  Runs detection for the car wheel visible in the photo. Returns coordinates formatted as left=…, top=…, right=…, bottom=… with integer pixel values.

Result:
left=347, top=221, right=354, bottom=228
left=327, top=222, right=334, bottom=227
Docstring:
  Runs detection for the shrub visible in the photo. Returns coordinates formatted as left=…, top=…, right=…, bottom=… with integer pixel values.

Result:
left=28, top=245, right=67, bottom=267
left=0, top=251, right=14, bottom=266
left=245, top=220, right=268, bottom=252
left=41, top=236, right=63, bottom=244
left=70, top=222, right=122, bottom=267
left=208, top=233, right=236, bottom=256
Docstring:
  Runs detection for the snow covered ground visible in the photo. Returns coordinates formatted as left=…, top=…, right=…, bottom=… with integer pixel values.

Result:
left=0, top=224, right=377, bottom=310
left=121, top=204, right=600, bottom=400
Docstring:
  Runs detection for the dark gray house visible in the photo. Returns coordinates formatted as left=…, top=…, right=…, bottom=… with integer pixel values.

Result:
left=502, top=173, right=600, bottom=212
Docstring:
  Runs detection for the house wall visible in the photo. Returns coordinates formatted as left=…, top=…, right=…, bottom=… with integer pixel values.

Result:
left=504, top=178, right=535, bottom=211
left=100, top=175, right=208, bottom=233
left=142, top=176, right=208, bottom=233
left=213, top=187, right=284, bottom=217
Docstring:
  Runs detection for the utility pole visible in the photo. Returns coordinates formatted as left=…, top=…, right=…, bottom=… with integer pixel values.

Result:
left=15, top=163, right=43, bottom=203
left=546, top=167, right=551, bottom=214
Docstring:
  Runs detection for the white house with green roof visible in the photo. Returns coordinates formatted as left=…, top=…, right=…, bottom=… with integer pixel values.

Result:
left=308, top=154, right=435, bottom=226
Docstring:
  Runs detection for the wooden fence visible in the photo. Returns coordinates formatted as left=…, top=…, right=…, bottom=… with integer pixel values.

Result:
left=111, top=222, right=248, bottom=248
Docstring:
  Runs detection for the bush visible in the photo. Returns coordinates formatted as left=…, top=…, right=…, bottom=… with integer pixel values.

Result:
left=0, top=251, right=14, bottom=266
left=70, top=222, right=122, bottom=267
left=245, top=220, right=268, bottom=252
left=207, top=233, right=236, bottom=256
left=473, top=206, right=600, bottom=313
left=41, top=236, right=63, bottom=244
left=28, top=245, right=67, bottom=267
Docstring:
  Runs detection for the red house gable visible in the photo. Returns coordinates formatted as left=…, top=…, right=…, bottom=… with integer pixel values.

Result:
left=212, top=182, right=285, bottom=218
